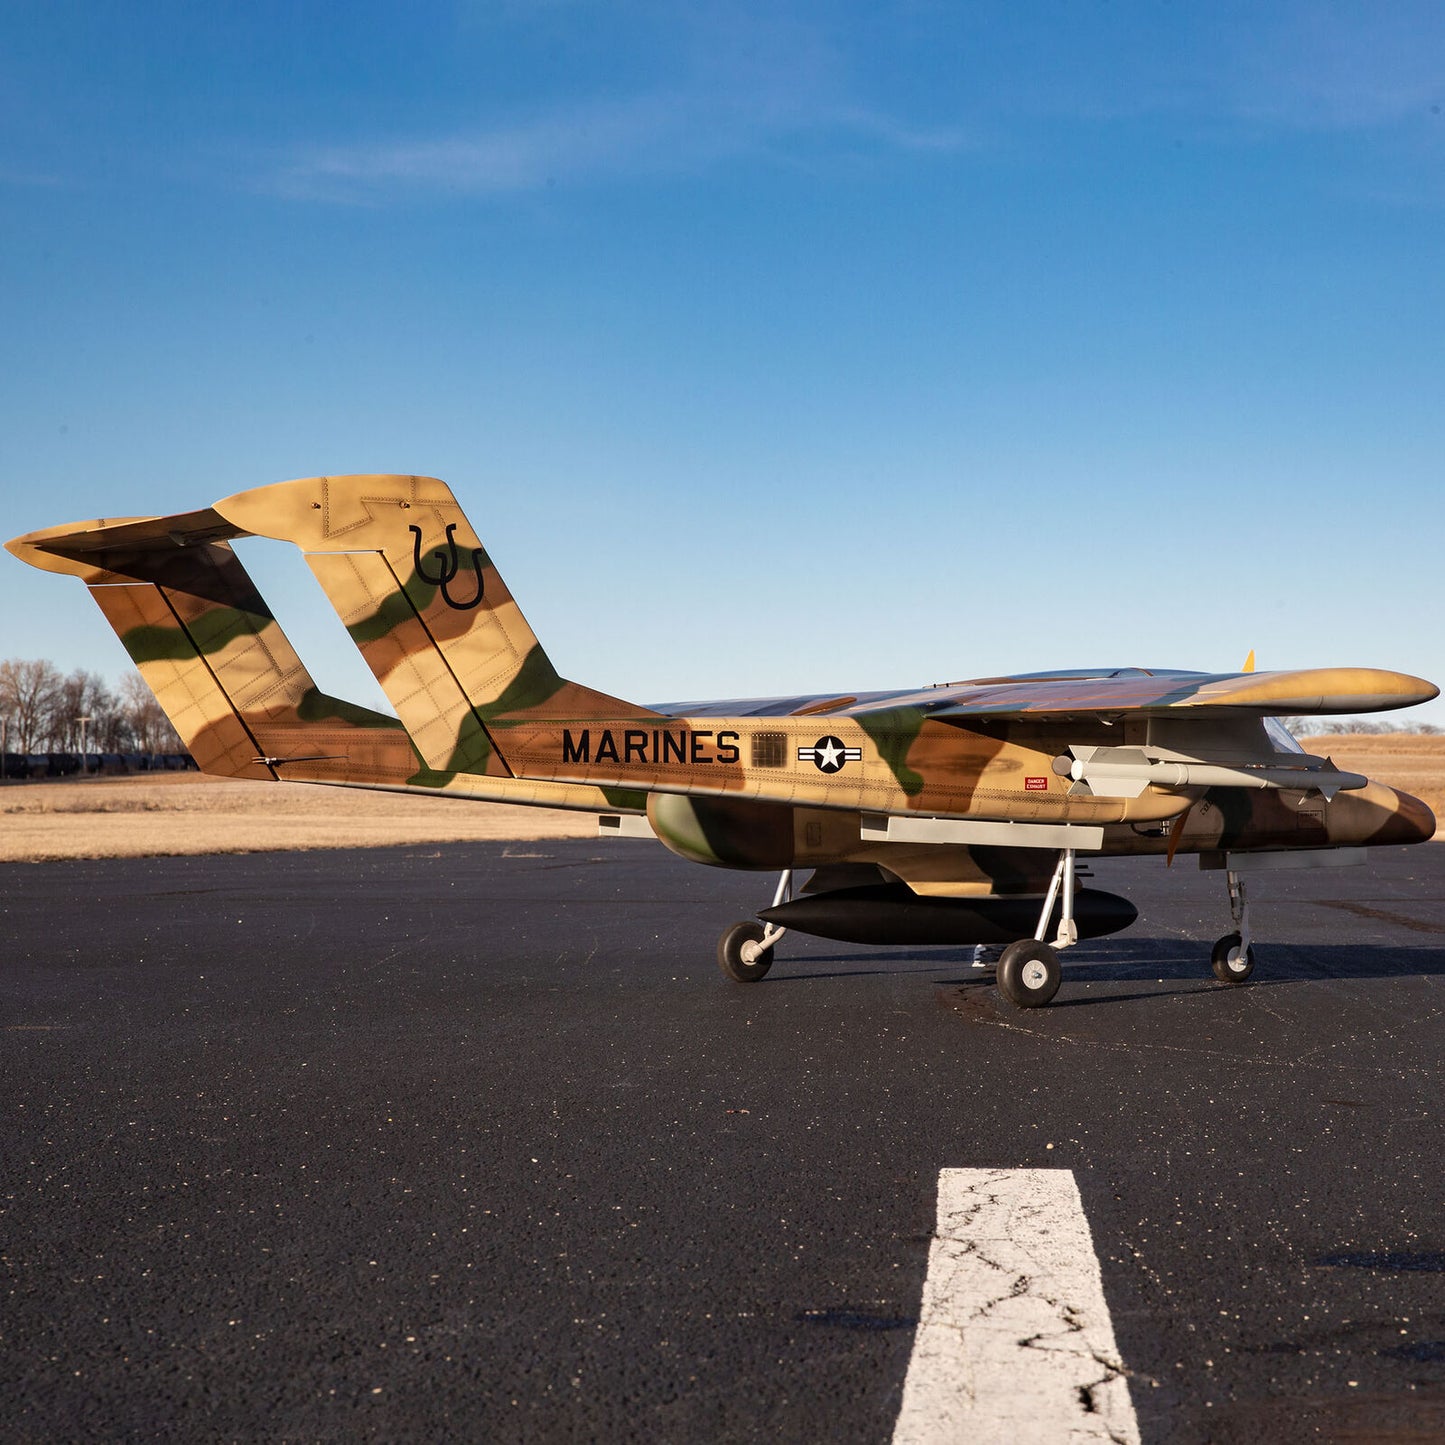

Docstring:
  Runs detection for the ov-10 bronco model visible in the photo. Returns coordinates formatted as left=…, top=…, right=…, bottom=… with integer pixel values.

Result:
left=9, top=474, right=1438, bottom=1007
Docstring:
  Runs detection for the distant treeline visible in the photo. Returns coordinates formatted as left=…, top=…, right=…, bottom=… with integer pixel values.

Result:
left=0, top=751, right=197, bottom=780
left=1285, top=717, right=1441, bottom=736
left=0, top=658, right=183, bottom=756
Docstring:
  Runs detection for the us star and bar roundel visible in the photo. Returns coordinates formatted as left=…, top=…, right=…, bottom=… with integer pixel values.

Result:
left=798, top=736, right=863, bottom=774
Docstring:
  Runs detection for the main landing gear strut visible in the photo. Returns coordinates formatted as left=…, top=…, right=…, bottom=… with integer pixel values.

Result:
left=993, top=847, right=1078, bottom=1008
left=991, top=851, right=1261, bottom=1005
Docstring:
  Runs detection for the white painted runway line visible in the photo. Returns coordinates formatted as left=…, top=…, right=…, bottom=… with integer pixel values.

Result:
left=892, top=1168, right=1140, bottom=1445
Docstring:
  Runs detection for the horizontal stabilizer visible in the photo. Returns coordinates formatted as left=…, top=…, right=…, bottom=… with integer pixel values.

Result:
left=9, top=512, right=414, bottom=783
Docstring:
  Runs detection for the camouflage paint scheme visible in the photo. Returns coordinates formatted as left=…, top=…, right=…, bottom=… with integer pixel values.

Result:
left=8, top=474, right=1437, bottom=902
left=5, top=502, right=641, bottom=815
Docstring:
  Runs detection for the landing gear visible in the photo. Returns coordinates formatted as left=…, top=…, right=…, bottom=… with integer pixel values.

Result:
left=1211, top=868, right=1256, bottom=985
left=717, top=921, right=776, bottom=982
left=1210, top=932, right=1255, bottom=984
left=997, top=939, right=1062, bottom=1008
left=717, top=870, right=792, bottom=983
left=1035, top=846, right=1080, bottom=950
left=994, top=847, right=1079, bottom=1009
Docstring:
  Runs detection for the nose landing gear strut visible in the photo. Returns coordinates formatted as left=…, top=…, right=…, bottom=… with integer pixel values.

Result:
left=1210, top=868, right=1255, bottom=983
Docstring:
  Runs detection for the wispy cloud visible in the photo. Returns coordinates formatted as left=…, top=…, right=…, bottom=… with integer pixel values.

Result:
left=272, top=90, right=966, bottom=203
left=266, top=1, right=1445, bottom=207
left=276, top=96, right=677, bottom=201
left=266, top=1, right=966, bottom=203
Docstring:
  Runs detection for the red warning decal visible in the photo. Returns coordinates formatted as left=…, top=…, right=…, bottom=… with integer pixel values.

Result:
left=1024, top=776, right=1048, bottom=791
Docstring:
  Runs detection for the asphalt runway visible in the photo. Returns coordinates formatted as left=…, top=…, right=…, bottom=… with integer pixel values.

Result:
left=3, top=838, right=1444, bottom=1442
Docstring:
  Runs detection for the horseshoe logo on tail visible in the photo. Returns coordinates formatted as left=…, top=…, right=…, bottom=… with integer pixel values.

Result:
left=409, top=523, right=485, bottom=610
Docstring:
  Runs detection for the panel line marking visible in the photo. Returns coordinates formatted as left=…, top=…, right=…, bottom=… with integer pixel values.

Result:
left=892, top=1167, right=1140, bottom=1444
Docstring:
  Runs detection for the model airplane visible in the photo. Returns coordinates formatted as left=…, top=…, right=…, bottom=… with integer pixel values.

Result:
left=9, top=474, right=1437, bottom=1007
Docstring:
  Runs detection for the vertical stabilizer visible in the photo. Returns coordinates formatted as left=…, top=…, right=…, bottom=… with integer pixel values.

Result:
left=216, top=474, right=655, bottom=777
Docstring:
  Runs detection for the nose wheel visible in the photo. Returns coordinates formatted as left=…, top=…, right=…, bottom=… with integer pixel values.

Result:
left=1211, top=868, right=1256, bottom=985
left=1211, top=931, right=1255, bottom=983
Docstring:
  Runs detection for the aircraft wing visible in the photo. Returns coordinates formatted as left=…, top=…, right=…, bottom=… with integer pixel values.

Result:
left=873, top=668, right=1438, bottom=722
left=657, top=667, right=1437, bottom=723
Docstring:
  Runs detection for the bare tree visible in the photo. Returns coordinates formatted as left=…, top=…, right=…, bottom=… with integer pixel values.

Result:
left=118, top=671, right=181, bottom=753
left=0, top=658, right=63, bottom=754
left=91, top=679, right=127, bottom=751
left=50, top=669, right=117, bottom=752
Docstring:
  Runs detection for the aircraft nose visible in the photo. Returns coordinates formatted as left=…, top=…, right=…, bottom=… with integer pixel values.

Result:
left=1375, top=787, right=1437, bottom=845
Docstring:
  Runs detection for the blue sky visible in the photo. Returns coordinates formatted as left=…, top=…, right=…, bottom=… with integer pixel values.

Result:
left=4, top=1, right=1443, bottom=720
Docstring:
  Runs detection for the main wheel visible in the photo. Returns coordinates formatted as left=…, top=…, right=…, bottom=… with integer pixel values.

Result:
left=717, top=921, right=774, bottom=982
left=1211, top=932, right=1255, bottom=984
left=997, top=939, right=1061, bottom=1008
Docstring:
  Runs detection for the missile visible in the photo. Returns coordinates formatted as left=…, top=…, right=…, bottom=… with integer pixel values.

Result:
left=759, top=881, right=1137, bottom=947
left=1061, top=745, right=1367, bottom=800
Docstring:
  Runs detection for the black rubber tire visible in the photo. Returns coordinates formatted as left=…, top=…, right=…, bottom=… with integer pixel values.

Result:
left=1211, top=932, right=1255, bottom=984
left=717, top=920, right=774, bottom=983
left=996, top=939, right=1061, bottom=1008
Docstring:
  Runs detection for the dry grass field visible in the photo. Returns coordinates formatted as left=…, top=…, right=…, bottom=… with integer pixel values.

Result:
left=1, top=734, right=1441, bottom=862
left=0, top=772, right=593, bottom=862
left=1296, top=733, right=1445, bottom=827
